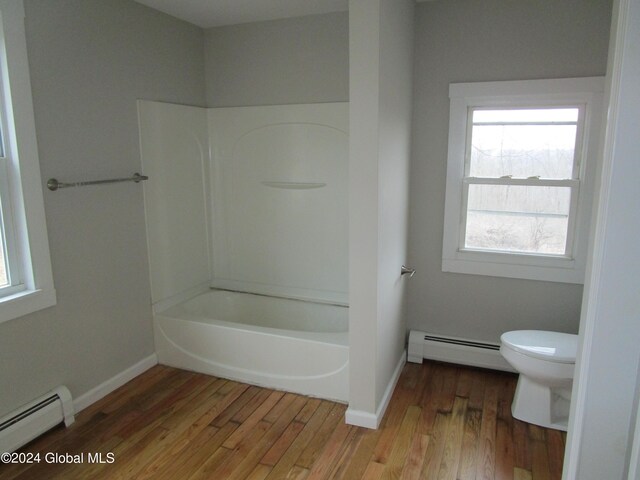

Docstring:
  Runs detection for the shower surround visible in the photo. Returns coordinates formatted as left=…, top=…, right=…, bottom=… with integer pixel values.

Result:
left=138, top=101, right=349, bottom=401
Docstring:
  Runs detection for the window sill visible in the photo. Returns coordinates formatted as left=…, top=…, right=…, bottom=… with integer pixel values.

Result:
left=0, top=288, right=57, bottom=325
left=442, top=250, right=584, bottom=284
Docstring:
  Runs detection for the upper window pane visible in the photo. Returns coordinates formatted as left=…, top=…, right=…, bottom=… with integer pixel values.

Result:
left=469, top=108, right=579, bottom=179
left=0, top=63, right=5, bottom=158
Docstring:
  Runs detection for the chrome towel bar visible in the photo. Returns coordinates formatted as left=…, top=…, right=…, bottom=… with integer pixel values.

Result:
left=47, top=172, right=148, bottom=191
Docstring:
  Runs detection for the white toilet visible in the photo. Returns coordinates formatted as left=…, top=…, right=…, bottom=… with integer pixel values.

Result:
left=500, top=330, right=577, bottom=431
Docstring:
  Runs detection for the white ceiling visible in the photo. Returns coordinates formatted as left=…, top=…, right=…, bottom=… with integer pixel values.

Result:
left=135, top=0, right=349, bottom=28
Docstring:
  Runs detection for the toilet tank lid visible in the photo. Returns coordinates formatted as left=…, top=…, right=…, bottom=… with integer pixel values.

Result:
left=501, top=330, right=577, bottom=363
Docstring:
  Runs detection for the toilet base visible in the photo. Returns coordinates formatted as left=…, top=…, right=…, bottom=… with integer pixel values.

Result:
left=511, top=375, right=570, bottom=431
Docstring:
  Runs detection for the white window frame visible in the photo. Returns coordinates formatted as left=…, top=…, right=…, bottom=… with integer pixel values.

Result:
left=442, top=77, right=604, bottom=284
left=0, top=0, right=56, bottom=323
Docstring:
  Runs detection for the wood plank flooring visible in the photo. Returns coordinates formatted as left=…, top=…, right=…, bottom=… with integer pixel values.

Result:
left=0, top=361, right=565, bottom=479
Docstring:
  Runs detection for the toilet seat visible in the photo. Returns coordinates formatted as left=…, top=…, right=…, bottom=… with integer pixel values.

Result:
left=501, top=330, right=577, bottom=364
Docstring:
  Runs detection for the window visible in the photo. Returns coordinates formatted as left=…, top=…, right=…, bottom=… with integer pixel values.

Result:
left=0, top=84, right=22, bottom=293
left=0, top=0, right=56, bottom=323
left=442, top=78, right=604, bottom=283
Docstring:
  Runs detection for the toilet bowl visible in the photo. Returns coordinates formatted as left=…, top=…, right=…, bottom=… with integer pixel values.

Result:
left=500, top=330, right=577, bottom=431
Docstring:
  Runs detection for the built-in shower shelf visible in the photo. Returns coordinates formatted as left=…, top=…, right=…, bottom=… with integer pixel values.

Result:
left=260, top=181, right=326, bottom=190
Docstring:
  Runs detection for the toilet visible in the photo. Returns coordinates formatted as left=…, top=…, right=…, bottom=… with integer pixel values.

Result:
left=500, top=330, right=577, bottom=431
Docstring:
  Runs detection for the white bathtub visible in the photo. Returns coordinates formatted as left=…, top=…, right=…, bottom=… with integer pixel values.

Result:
left=154, top=289, right=349, bottom=402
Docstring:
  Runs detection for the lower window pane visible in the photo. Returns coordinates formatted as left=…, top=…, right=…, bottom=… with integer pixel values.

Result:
left=464, top=185, right=571, bottom=255
left=0, top=235, right=7, bottom=287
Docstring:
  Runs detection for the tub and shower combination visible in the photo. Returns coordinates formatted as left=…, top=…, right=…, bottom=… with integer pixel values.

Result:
left=139, top=101, right=350, bottom=402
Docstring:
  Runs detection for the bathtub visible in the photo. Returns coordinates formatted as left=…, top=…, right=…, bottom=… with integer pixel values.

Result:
left=154, top=289, right=349, bottom=402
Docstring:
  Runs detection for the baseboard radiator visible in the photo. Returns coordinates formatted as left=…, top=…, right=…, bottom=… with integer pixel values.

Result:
left=407, top=330, right=515, bottom=372
left=0, top=386, right=75, bottom=453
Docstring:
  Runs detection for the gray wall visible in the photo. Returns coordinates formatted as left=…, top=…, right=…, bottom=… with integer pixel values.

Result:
left=407, top=0, right=612, bottom=342
left=204, top=12, right=349, bottom=107
left=567, top=1, right=640, bottom=476
left=375, top=0, right=414, bottom=410
left=347, top=0, right=414, bottom=422
left=0, top=0, right=205, bottom=417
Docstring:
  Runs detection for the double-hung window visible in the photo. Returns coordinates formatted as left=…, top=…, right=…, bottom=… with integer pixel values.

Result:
left=442, top=78, right=604, bottom=283
left=0, top=0, right=56, bottom=323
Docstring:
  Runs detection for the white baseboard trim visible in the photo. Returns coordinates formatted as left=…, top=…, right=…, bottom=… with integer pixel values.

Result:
left=345, top=408, right=378, bottom=429
left=346, top=349, right=406, bottom=429
left=73, top=353, right=158, bottom=413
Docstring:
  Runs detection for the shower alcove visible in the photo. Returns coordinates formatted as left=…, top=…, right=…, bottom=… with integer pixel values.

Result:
left=138, top=100, right=349, bottom=401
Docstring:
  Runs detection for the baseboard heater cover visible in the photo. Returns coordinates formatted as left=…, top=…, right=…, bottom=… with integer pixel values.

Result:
left=407, top=330, right=514, bottom=372
left=0, top=386, right=75, bottom=453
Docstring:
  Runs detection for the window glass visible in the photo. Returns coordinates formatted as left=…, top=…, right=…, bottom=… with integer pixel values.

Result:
left=464, top=185, right=571, bottom=255
left=469, top=108, right=579, bottom=179
left=0, top=227, right=7, bottom=286
left=0, top=65, right=3, bottom=158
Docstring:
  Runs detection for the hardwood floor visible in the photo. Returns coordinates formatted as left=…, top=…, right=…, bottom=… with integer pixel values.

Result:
left=0, top=361, right=565, bottom=479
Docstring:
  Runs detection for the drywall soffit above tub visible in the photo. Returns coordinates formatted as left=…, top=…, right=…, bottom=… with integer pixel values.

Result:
left=134, top=0, right=348, bottom=28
